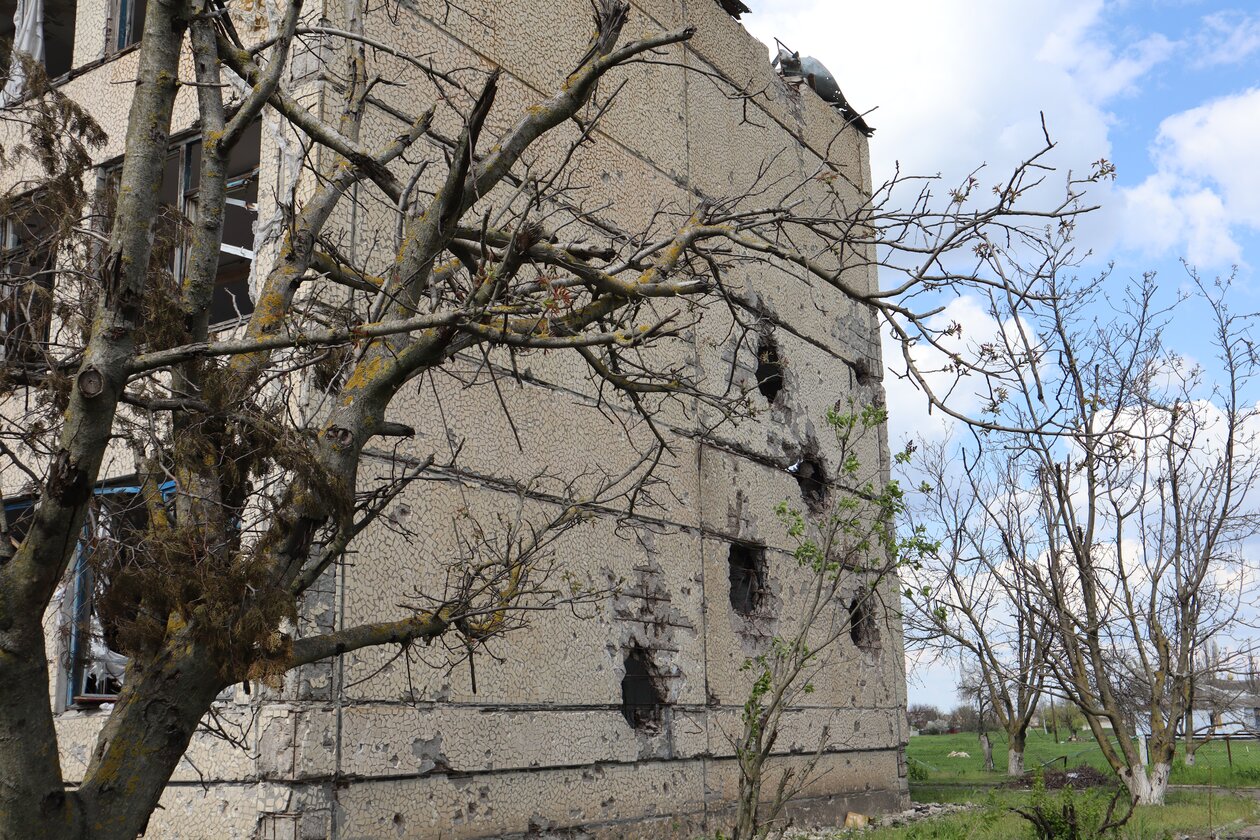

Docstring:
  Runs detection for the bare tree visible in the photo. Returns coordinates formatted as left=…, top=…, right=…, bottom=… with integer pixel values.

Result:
left=958, top=674, right=997, bottom=770
left=942, top=272, right=1260, bottom=805
left=903, top=437, right=1052, bottom=776
left=0, top=0, right=1091, bottom=835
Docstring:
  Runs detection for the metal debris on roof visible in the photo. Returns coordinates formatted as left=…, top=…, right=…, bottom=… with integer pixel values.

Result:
left=717, top=0, right=751, bottom=19
left=773, top=45, right=875, bottom=136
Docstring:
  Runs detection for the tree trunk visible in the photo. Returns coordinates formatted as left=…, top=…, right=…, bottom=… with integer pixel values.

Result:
left=0, top=617, right=82, bottom=839
left=1008, top=747, right=1025, bottom=776
left=733, top=754, right=761, bottom=840
left=1007, top=729, right=1027, bottom=777
left=0, top=0, right=189, bottom=828
left=1183, top=746, right=1197, bottom=766
left=980, top=732, right=994, bottom=772
left=1121, top=761, right=1170, bottom=806
left=73, top=640, right=226, bottom=840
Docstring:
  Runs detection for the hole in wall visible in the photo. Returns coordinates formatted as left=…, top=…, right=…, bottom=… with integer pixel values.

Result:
left=849, top=592, right=880, bottom=652
left=620, top=645, right=665, bottom=730
left=792, top=453, right=828, bottom=512
left=755, top=332, right=784, bottom=404
left=727, top=542, right=767, bottom=615
left=853, top=357, right=878, bottom=387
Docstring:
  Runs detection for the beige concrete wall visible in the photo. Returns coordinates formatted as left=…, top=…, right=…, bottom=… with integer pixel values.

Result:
left=11, top=0, right=910, bottom=836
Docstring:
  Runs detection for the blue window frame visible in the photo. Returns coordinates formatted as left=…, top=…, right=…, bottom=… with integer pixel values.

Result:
left=3, top=479, right=173, bottom=708
left=109, top=0, right=147, bottom=53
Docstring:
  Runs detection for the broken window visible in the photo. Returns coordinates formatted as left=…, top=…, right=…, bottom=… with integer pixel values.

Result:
left=620, top=645, right=664, bottom=730
left=183, top=122, right=261, bottom=325
left=102, top=123, right=259, bottom=327
left=1, top=196, right=55, bottom=367
left=849, top=592, right=880, bottom=652
left=1, top=0, right=77, bottom=103
left=792, top=453, right=828, bottom=512
left=2, top=494, right=34, bottom=561
left=727, top=541, right=766, bottom=615
left=107, top=0, right=145, bottom=54
left=755, top=332, right=784, bottom=404
left=65, top=488, right=153, bottom=705
left=1, top=487, right=150, bottom=707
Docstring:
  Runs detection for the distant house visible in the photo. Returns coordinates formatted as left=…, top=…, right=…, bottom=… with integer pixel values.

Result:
left=1184, top=681, right=1260, bottom=738
left=1132, top=680, right=1260, bottom=739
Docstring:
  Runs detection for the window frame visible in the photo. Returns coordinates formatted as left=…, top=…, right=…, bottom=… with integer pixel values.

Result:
left=106, top=0, right=146, bottom=55
left=0, top=0, right=80, bottom=101
left=4, top=479, right=174, bottom=710
left=100, top=126, right=260, bottom=331
left=0, top=196, right=57, bottom=368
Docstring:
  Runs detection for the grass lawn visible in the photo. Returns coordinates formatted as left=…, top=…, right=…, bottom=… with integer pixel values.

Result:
left=908, top=730, right=1260, bottom=788
left=833, top=789, right=1260, bottom=840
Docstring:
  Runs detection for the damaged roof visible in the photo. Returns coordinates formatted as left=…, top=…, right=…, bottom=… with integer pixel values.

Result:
left=716, top=0, right=751, bottom=19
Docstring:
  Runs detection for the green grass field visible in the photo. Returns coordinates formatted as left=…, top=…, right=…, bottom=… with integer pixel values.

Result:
left=840, top=789, right=1260, bottom=840
left=908, top=730, right=1260, bottom=788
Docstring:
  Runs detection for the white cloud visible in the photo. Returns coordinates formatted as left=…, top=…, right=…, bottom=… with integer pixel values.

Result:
left=1119, top=173, right=1241, bottom=265
left=904, top=648, right=962, bottom=709
left=734, top=4, right=1260, bottom=269
left=1156, top=88, right=1260, bottom=227
left=1117, top=88, right=1260, bottom=267
left=1192, top=11, right=1260, bottom=67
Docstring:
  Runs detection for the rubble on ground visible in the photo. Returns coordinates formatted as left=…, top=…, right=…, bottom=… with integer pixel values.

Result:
left=775, top=802, right=973, bottom=838
left=1003, top=764, right=1113, bottom=790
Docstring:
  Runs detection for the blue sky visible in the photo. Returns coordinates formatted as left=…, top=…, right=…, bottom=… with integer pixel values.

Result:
left=741, top=0, right=1260, bottom=710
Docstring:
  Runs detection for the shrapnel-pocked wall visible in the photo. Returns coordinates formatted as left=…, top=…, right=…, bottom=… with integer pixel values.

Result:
left=4, top=0, right=910, bottom=836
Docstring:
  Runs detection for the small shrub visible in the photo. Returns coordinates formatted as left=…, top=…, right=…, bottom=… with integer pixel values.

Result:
left=908, top=759, right=930, bottom=783
left=1010, top=771, right=1134, bottom=840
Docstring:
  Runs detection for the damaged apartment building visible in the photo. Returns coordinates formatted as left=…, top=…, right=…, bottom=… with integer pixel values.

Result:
left=0, top=0, right=909, bottom=835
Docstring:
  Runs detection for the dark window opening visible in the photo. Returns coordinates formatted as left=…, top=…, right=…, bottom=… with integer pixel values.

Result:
left=755, top=333, right=784, bottom=404
left=43, top=0, right=76, bottom=76
left=178, top=121, right=260, bottom=327
left=728, top=542, right=766, bottom=615
left=849, top=593, right=880, bottom=652
left=0, top=0, right=77, bottom=94
left=793, top=454, right=828, bottom=512
left=104, top=122, right=260, bottom=329
left=621, top=646, right=664, bottom=730
left=108, top=0, right=146, bottom=53
left=1, top=197, right=55, bottom=368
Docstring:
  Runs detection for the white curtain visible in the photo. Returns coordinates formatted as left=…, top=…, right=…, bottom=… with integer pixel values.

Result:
left=1, top=0, right=45, bottom=106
